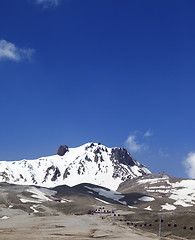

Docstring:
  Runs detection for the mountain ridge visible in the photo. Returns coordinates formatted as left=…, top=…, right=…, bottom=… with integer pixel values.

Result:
left=0, top=142, right=151, bottom=190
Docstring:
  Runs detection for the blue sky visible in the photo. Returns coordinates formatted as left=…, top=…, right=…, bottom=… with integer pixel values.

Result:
left=0, top=0, right=195, bottom=179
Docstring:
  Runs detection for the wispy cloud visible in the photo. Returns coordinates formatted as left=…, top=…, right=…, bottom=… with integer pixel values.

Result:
left=184, top=152, right=195, bottom=178
left=158, top=148, right=170, bottom=158
left=125, top=135, right=147, bottom=153
left=125, top=129, right=154, bottom=153
left=0, top=40, right=34, bottom=62
left=35, top=0, right=60, bottom=8
left=144, top=129, right=153, bottom=137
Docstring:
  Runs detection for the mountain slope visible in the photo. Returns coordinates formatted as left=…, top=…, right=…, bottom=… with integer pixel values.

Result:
left=118, top=173, right=195, bottom=211
left=0, top=142, right=151, bottom=190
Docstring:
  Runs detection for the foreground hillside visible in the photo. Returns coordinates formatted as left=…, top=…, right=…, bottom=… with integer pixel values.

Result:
left=0, top=182, right=158, bottom=240
left=0, top=142, right=150, bottom=190
left=0, top=179, right=195, bottom=239
left=118, top=173, right=195, bottom=212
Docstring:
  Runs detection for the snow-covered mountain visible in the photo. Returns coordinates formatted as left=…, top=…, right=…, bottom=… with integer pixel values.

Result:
left=0, top=143, right=151, bottom=190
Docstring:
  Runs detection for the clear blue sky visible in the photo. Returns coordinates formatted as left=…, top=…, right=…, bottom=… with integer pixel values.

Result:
left=0, top=0, right=195, bottom=179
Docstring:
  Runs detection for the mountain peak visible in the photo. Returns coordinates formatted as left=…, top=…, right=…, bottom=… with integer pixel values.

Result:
left=0, top=142, right=151, bottom=190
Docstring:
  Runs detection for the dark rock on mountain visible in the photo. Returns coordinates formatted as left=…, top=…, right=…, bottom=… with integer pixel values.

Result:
left=111, top=147, right=135, bottom=166
left=0, top=171, right=9, bottom=181
left=57, top=145, right=69, bottom=156
left=51, top=167, right=61, bottom=181
left=63, top=168, right=70, bottom=179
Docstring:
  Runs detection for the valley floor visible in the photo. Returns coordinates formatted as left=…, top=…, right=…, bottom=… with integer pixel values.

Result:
left=0, top=210, right=158, bottom=240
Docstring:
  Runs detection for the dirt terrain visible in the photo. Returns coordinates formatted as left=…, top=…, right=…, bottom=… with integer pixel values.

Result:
left=0, top=182, right=194, bottom=239
left=0, top=209, right=158, bottom=240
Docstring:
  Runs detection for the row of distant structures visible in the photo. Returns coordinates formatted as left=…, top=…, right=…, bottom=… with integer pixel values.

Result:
left=121, top=220, right=194, bottom=231
left=88, top=207, right=194, bottom=236
left=88, top=207, right=114, bottom=215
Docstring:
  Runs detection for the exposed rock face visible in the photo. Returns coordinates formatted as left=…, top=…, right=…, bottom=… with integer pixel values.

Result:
left=0, top=171, right=9, bottom=181
left=57, top=145, right=69, bottom=156
left=63, top=168, right=70, bottom=179
left=111, top=147, right=135, bottom=166
left=43, top=166, right=61, bottom=182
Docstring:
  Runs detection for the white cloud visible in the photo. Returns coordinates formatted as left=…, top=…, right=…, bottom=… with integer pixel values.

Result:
left=125, top=135, right=146, bottom=153
left=184, top=152, right=195, bottom=178
left=144, top=129, right=153, bottom=137
left=36, top=0, right=60, bottom=7
left=0, top=40, right=34, bottom=62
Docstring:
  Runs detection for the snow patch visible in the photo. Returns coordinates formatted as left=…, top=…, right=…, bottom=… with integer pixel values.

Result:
left=88, top=191, right=94, bottom=194
left=161, top=203, right=176, bottom=211
left=38, top=187, right=57, bottom=196
left=173, top=200, right=193, bottom=207
left=0, top=216, right=9, bottom=220
left=20, top=198, right=40, bottom=203
left=30, top=205, right=39, bottom=213
left=144, top=206, right=152, bottom=211
left=138, top=177, right=168, bottom=185
left=85, top=186, right=126, bottom=205
left=169, top=180, right=195, bottom=207
left=128, top=205, right=137, bottom=209
left=61, top=198, right=73, bottom=203
left=147, top=189, right=170, bottom=193
left=138, top=196, right=155, bottom=202
left=27, top=187, right=52, bottom=202
left=95, top=197, right=110, bottom=204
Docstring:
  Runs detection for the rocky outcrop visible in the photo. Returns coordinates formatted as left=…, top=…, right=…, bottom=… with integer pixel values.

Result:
left=111, top=147, right=135, bottom=166
left=57, top=145, right=69, bottom=156
left=63, top=168, right=70, bottom=179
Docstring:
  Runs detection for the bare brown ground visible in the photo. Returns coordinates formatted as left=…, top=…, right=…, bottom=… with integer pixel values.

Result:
left=0, top=211, right=159, bottom=240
